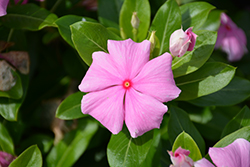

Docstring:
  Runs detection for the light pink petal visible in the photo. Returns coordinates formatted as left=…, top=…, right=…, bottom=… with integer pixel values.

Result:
left=194, top=158, right=215, bottom=167
left=0, top=0, right=8, bottom=17
left=209, top=138, right=250, bottom=167
left=169, top=29, right=189, bottom=57
left=124, top=88, right=168, bottom=138
left=185, top=27, right=197, bottom=51
left=234, top=27, right=247, bottom=46
left=107, top=39, right=151, bottom=79
left=174, top=147, right=190, bottom=156
left=178, top=40, right=190, bottom=57
left=81, top=86, right=125, bottom=134
left=221, top=33, right=246, bottom=62
left=168, top=147, right=194, bottom=167
left=132, top=52, right=181, bottom=103
left=220, top=13, right=237, bottom=29
left=79, top=51, right=123, bottom=92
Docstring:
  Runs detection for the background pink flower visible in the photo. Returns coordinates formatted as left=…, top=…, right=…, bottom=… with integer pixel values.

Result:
left=78, top=39, right=181, bottom=138
left=215, top=13, right=248, bottom=62
left=168, top=147, right=194, bottom=167
left=194, top=138, right=250, bottom=167
left=0, top=0, right=9, bottom=16
left=169, top=27, right=197, bottom=57
left=0, top=151, right=16, bottom=167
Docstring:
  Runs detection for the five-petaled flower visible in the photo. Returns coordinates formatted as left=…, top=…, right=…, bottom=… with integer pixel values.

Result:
left=169, top=27, right=197, bottom=57
left=215, top=13, right=248, bottom=62
left=79, top=38, right=181, bottom=138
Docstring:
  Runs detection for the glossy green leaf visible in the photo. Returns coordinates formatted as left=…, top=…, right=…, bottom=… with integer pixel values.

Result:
left=71, top=21, right=121, bottom=66
left=221, top=106, right=250, bottom=138
left=150, top=0, right=181, bottom=55
left=172, top=30, right=217, bottom=77
left=198, top=10, right=222, bottom=31
left=46, top=119, right=98, bottom=167
left=107, top=127, right=154, bottom=167
left=0, top=74, right=29, bottom=121
left=176, top=62, right=236, bottom=101
left=0, top=122, right=14, bottom=155
left=180, top=2, right=215, bottom=30
left=55, top=15, right=97, bottom=48
left=98, top=0, right=124, bottom=24
left=1, top=4, right=58, bottom=30
left=56, top=91, right=86, bottom=120
left=119, top=0, right=150, bottom=41
left=9, top=145, right=42, bottom=167
left=0, top=70, right=23, bottom=99
left=189, top=77, right=250, bottom=107
left=172, top=132, right=202, bottom=161
left=168, top=106, right=205, bottom=155
left=213, top=126, right=250, bottom=148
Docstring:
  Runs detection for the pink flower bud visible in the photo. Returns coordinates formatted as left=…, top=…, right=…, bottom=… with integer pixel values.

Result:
left=0, top=151, right=16, bottom=167
left=169, top=27, right=197, bottom=57
left=215, top=13, right=248, bottom=62
left=168, top=147, right=194, bottom=167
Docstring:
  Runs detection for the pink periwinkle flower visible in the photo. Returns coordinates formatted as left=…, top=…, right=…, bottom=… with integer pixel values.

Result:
left=169, top=27, right=197, bottom=57
left=215, top=13, right=248, bottom=62
left=194, top=138, right=250, bottom=167
left=0, top=0, right=9, bottom=16
left=0, top=151, right=16, bottom=167
left=78, top=39, right=181, bottom=138
left=168, top=147, right=194, bottom=167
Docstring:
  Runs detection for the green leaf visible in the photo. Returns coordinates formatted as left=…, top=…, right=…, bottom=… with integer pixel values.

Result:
left=213, top=126, right=250, bottom=148
left=221, top=106, right=250, bottom=138
left=180, top=2, right=215, bottom=30
left=189, top=77, right=250, bottom=107
left=1, top=4, right=58, bottom=30
left=71, top=21, right=121, bottom=66
left=55, top=15, right=97, bottom=48
left=98, top=0, right=124, bottom=24
left=168, top=106, right=205, bottom=155
left=150, top=0, right=181, bottom=55
left=172, top=30, right=217, bottom=77
left=0, top=70, right=23, bottom=99
left=176, top=62, right=236, bottom=101
left=107, top=127, right=154, bottom=167
left=172, top=132, right=202, bottom=161
left=46, top=119, right=98, bottom=167
left=56, top=91, right=86, bottom=120
left=198, top=10, right=222, bottom=31
left=9, top=145, right=42, bottom=167
left=0, top=74, right=29, bottom=121
left=119, top=0, right=150, bottom=41
left=0, top=122, right=14, bottom=155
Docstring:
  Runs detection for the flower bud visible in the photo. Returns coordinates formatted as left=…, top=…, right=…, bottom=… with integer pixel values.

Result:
left=0, top=151, right=16, bottom=167
left=131, top=12, right=140, bottom=29
left=169, top=27, right=197, bottom=57
left=149, top=31, right=156, bottom=53
left=168, top=147, right=194, bottom=167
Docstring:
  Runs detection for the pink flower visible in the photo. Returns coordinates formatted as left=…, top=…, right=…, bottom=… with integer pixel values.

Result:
left=194, top=138, right=250, bottom=167
left=169, top=27, right=197, bottom=57
left=0, top=151, right=16, bottom=167
left=215, top=13, right=248, bottom=62
left=0, top=0, right=9, bottom=16
left=78, top=39, right=181, bottom=138
left=14, top=0, right=28, bottom=4
left=168, top=147, right=194, bottom=167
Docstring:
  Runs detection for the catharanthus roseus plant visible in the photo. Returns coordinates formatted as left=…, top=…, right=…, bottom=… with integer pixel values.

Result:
left=78, top=38, right=181, bottom=138
left=0, top=0, right=249, bottom=166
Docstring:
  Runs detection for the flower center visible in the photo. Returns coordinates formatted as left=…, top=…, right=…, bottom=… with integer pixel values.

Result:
left=225, top=25, right=231, bottom=31
left=123, top=80, right=132, bottom=89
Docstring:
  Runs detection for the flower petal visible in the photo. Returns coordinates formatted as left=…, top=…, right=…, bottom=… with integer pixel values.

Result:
left=81, top=86, right=125, bottom=134
left=107, top=38, right=151, bottom=79
left=125, top=88, right=168, bottom=138
left=79, top=51, right=123, bottom=92
left=0, top=0, right=8, bottom=16
left=194, top=158, right=215, bottom=167
left=209, top=138, right=250, bottom=167
left=185, top=27, right=197, bottom=51
left=132, top=52, right=181, bottom=102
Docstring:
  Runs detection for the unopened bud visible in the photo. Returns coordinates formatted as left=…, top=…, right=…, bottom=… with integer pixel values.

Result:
left=131, top=12, right=140, bottom=29
left=149, top=31, right=156, bottom=53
